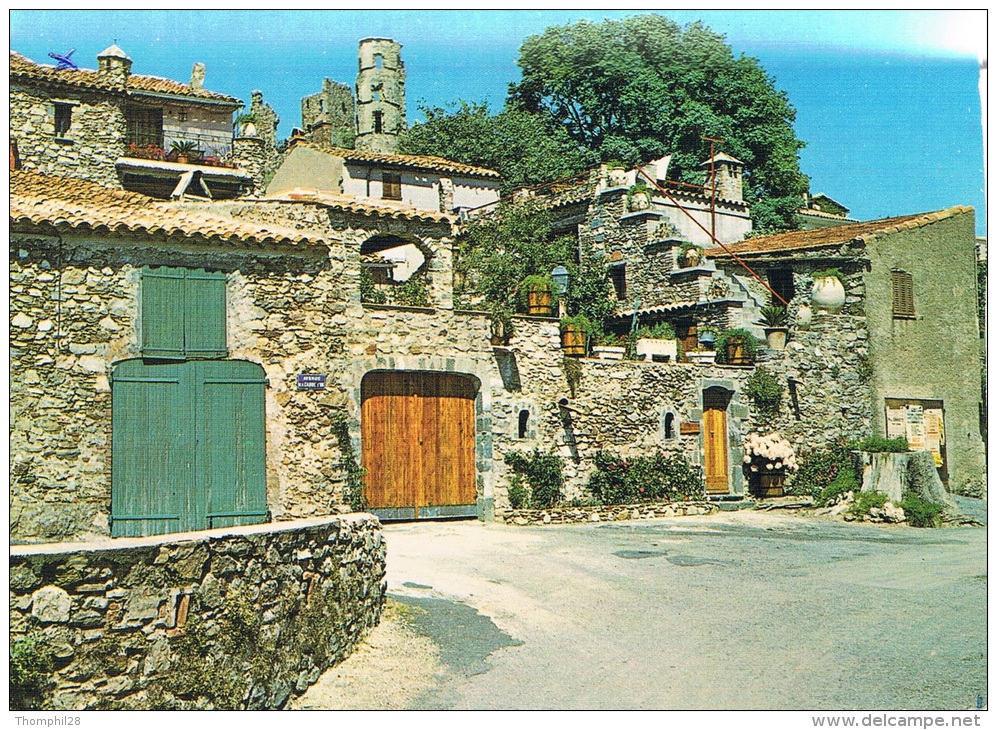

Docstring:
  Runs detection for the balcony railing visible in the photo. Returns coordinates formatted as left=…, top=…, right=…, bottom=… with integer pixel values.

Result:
left=123, top=130, right=237, bottom=169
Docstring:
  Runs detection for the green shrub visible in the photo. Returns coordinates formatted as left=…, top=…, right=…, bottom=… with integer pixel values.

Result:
left=505, top=449, right=564, bottom=508
left=758, top=305, right=789, bottom=328
left=790, top=438, right=857, bottom=501
left=744, top=366, right=783, bottom=422
left=854, top=435, right=908, bottom=453
left=394, top=274, right=431, bottom=308
left=811, top=267, right=844, bottom=283
left=714, top=328, right=762, bottom=364
left=588, top=450, right=703, bottom=504
left=507, top=474, right=529, bottom=509
left=10, top=633, right=53, bottom=709
left=900, top=493, right=946, bottom=528
left=817, top=468, right=860, bottom=507
left=849, top=490, right=889, bottom=517
left=560, top=314, right=594, bottom=335
left=359, top=267, right=387, bottom=304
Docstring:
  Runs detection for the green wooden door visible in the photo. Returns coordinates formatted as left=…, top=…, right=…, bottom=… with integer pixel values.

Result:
left=111, top=359, right=267, bottom=536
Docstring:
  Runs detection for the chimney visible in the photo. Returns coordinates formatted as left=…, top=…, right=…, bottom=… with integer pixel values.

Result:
left=96, top=45, right=132, bottom=87
left=190, top=62, right=206, bottom=91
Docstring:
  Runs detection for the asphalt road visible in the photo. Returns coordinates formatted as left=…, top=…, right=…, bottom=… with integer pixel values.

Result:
left=381, top=509, right=987, bottom=711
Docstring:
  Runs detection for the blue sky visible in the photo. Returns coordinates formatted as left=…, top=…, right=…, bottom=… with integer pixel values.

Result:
left=9, top=10, right=987, bottom=234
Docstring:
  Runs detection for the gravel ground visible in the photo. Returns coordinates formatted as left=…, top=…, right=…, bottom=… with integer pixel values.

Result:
left=294, top=507, right=987, bottom=711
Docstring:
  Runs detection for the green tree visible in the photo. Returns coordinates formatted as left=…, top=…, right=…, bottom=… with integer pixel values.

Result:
left=509, top=15, right=809, bottom=231
left=399, top=101, right=598, bottom=195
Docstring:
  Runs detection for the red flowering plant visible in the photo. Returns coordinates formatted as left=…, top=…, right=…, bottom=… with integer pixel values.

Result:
left=125, top=142, right=167, bottom=161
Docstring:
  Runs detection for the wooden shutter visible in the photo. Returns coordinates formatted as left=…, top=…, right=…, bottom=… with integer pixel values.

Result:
left=892, top=271, right=915, bottom=318
left=382, top=172, right=402, bottom=200
left=199, top=361, right=268, bottom=529
left=142, top=267, right=186, bottom=359
left=185, top=270, right=228, bottom=358
left=111, top=360, right=189, bottom=537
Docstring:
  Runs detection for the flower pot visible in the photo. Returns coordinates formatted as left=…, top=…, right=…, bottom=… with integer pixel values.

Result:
left=526, top=290, right=553, bottom=317
left=607, top=167, right=627, bottom=187
left=177, top=155, right=189, bottom=164
left=750, top=471, right=786, bottom=498
left=561, top=325, right=587, bottom=357
left=764, top=327, right=789, bottom=351
left=810, top=276, right=845, bottom=313
left=795, top=304, right=813, bottom=330
left=241, top=121, right=258, bottom=137
left=627, top=190, right=652, bottom=212
left=592, top=345, right=625, bottom=360
left=725, top=339, right=750, bottom=366
left=683, top=248, right=701, bottom=267
left=636, top=338, right=677, bottom=363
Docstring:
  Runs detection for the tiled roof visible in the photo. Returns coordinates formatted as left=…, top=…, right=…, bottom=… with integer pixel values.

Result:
left=705, top=206, right=973, bottom=258
left=796, top=208, right=856, bottom=221
left=10, top=51, right=241, bottom=104
left=269, top=187, right=455, bottom=224
left=294, top=141, right=500, bottom=179
left=10, top=171, right=327, bottom=248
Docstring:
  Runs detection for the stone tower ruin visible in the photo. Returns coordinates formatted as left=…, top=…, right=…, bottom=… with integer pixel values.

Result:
left=355, top=38, right=406, bottom=154
left=301, top=78, right=356, bottom=149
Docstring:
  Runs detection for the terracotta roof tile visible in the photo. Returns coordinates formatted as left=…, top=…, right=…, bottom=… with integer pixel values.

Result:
left=10, top=51, right=241, bottom=104
left=705, top=206, right=973, bottom=258
left=268, top=187, right=455, bottom=224
left=10, top=171, right=327, bottom=249
left=294, top=141, right=500, bottom=179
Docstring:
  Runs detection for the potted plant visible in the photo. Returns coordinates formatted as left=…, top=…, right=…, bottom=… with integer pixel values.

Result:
left=743, top=432, right=798, bottom=498
left=520, top=275, right=556, bottom=317
left=560, top=314, right=591, bottom=357
left=235, top=113, right=259, bottom=137
left=633, top=321, right=678, bottom=363
left=605, top=159, right=627, bottom=188
left=714, top=328, right=761, bottom=366
left=810, top=268, right=846, bottom=314
left=592, top=332, right=627, bottom=360
left=678, top=241, right=704, bottom=268
left=170, top=140, right=199, bottom=164
left=626, top=181, right=653, bottom=212
left=758, top=305, right=790, bottom=350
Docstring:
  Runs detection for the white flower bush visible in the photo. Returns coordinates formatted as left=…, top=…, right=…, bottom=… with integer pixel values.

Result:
left=743, top=432, right=798, bottom=473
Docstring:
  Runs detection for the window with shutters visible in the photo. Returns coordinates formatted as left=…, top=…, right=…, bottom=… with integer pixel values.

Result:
left=382, top=171, right=402, bottom=200
left=891, top=270, right=915, bottom=319
left=142, top=266, right=227, bottom=360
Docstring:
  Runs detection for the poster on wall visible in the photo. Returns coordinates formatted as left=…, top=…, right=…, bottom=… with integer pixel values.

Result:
left=885, top=399, right=947, bottom=476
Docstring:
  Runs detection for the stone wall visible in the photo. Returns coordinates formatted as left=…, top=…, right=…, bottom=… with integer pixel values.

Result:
left=10, top=85, right=126, bottom=187
left=9, top=514, right=386, bottom=710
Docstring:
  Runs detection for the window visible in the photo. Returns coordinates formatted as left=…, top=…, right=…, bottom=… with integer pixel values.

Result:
left=609, top=263, right=627, bottom=300
left=374, top=53, right=383, bottom=69
left=142, top=266, right=227, bottom=360
left=54, top=103, right=73, bottom=138
left=663, top=412, right=675, bottom=439
left=126, top=106, right=164, bottom=148
left=518, top=410, right=530, bottom=439
left=373, top=110, right=384, bottom=134
left=382, top=171, right=402, bottom=200
left=372, top=89, right=381, bottom=102
left=768, top=268, right=795, bottom=304
left=892, top=270, right=914, bottom=318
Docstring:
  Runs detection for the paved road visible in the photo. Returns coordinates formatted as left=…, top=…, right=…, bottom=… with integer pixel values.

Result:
left=381, top=510, right=986, bottom=710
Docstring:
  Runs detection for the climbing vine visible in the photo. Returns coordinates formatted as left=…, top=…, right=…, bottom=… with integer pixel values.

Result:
left=331, top=411, right=368, bottom=512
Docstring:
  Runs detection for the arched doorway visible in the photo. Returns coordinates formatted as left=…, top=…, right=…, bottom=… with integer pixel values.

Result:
left=702, top=386, right=733, bottom=495
left=361, top=370, right=478, bottom=519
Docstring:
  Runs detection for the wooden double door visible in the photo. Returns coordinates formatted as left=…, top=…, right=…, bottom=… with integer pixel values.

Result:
left=361, top=371, right=478, bottom=519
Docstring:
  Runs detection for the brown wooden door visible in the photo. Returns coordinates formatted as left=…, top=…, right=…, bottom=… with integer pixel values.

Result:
left=703, top=388, right=731, bottom=494
left=361, top=371, right=477, bottom=516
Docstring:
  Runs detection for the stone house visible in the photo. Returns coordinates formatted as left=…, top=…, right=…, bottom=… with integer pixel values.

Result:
left=705, top=205, right=986, bottom=490
left=796, top=192, right=857, bottom=230
left=10, top=47, right=254, bottom=199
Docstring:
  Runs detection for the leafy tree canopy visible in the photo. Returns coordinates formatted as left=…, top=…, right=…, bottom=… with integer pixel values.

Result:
left=399, top=101, right=598, bottom=195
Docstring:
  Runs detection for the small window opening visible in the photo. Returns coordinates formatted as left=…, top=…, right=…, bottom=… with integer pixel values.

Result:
left=178, top=108, right=188, bottom=123
left=374, top=53, right=383, bottom=69
left=54, top=103, right=73, bottom=137
left=664, top=412, right=675, bottom=439
left=768, top=268, right=795, bottom=304
left=373, top=89, right=381, bottom=102
left=609, top=263, right=627, bottom=300
left=382, top=171, right=401, bottom=200
left=373, top=110, right=384, bottom=134
left=518, top=410, right=530, bottom=439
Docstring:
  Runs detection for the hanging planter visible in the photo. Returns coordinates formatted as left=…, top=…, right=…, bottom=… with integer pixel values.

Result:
left=810, top=268, right=846, bottom=314
left=560, top=315, right=590, bottom=357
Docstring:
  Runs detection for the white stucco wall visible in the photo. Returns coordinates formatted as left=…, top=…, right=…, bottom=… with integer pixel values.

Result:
left=453, top=178, right=500, bottom=212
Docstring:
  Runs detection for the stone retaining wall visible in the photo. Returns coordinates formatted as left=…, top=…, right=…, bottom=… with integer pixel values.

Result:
left=9, top=514, right=386, bottom=710
left=498, top=500, right=718, bottom=526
